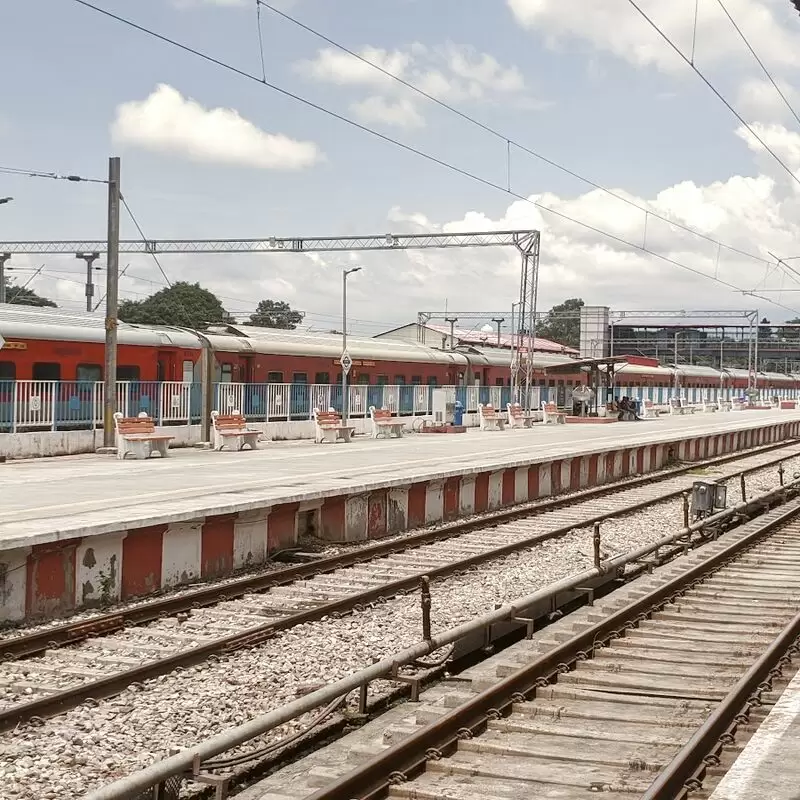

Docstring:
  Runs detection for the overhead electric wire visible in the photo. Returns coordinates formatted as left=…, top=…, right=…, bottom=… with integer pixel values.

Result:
left=256, top=0, right=775, bottom=271
left=624, top=0, right=800, bottom=191
left=69, top=0, right=799, bottom=315
left=0, top=164, right=107, bottom=184
left=714, top=0, right=800, bottom=129
left=120, top=194, right=173, bottom=288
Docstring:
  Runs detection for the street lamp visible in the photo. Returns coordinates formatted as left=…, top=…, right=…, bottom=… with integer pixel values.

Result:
left=673, top=330, right=685, bottom=394
left=341, top=266, right=361, bottom=425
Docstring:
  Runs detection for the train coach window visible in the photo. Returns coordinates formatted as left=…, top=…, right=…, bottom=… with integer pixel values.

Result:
left=76, top=364, right=102, bottom=383
left=267, top=371, right=284, bottom=384
left=357, top=374, right=370, bottom=385
left=32, top=363, right=61, bottom=381
left=427, top=377, right=438, bottom=386
left=394, top=375, right=406, bottom=385
left=411, top=375, right=422, bottom=385
left=314, top=372, right=330, bottom=385
left=0, top=362, right=15, bottom=380
left=117, top=366, right=141, bottom=382
left=292, top=372, right=308, bottom=385
left=220, top=363, right=233, bottom=383
left=182, top=360, right=194, bottom=383
left=495, top=378, right=504, bottom=386
left=377, top=375, right=389, bottom=386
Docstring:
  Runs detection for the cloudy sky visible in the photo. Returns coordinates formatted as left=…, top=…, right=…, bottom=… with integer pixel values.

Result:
left=3, top=0, right=800, bottom=334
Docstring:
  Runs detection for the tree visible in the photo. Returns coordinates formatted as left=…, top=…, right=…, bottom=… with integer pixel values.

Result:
left=119, top=282, right=227, bottom=329
left=2, top=277, right=56, bottom=307
left=534, top=298, right=584, bottom=348
left=784, top=317, right=800, bottom=342
left=247, top=299, right=303, bottom=329
left=758, top=316, right=772, bottom=341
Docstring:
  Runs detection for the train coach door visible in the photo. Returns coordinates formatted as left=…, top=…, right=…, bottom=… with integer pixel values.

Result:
left=157, top=351, right=176, bottom=382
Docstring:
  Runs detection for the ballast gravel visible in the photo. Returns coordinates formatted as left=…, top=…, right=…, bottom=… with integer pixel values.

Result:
left=1, top=457, right=798, bottom=797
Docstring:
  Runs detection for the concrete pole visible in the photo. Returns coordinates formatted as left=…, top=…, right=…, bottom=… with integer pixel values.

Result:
left=341, top=267, right=361, bottom=424
left=492, top=317, right=505, bottom=346
left=103, top=157, right=120, bottom=449
left=0, top=253, right=10, bottom=304
left=76, top=252, right=100, bottom=312
left=445, top=316, right=458, bottom=350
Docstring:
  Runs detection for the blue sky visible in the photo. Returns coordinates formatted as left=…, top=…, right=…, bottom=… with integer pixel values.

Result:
left=3, top=0, right=800, bottom=332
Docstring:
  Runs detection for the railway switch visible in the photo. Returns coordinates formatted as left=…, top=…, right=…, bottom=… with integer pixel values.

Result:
left=691, top=480, right=727, bottom=520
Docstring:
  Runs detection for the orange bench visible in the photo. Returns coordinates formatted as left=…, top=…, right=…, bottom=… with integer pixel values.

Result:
left=211, top=410, right=261, bottom=451
left=541, top=401, right=566, bottom=424
left=369, top=406, right=404, bottom=439
left=506, top=402, right=536, bottom=429
left=478, top=403, right=505, bottom=431
left=113, top=412, right=174, bottom=460
left=313, top=408, right=355, bottom=444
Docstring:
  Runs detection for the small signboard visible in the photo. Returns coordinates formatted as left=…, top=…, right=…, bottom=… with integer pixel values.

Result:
left=340, top=351, right=353, bottom=375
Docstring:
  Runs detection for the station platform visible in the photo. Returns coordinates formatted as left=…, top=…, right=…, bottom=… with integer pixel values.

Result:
left=709, top=666, right=800, bottom=800
left=1, top=410, right=798, bottom=622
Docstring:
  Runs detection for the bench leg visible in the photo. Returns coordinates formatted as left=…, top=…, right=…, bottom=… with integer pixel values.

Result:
left=340, top=430, right=352, bottom=443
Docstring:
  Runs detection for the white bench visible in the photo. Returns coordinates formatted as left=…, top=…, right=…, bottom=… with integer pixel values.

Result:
left=113, top=412, right=174, bottom=460
left=506, top=402, right=537, bottom=429
left=211, top=410, right=261, bottom=451
left=700, top=397, right=718, bottom=413
left=717, top=399, right=732, bottom=412
left=731, top=399, right=747, bottom=412
left=313, top=408, right=356, bottom=443
left=541, top=401, right=566, bottom=424
left=369, top=406, right=404, bottom=439
left=638, top=399, right=660, bottom=419
left=478, top=403, right=505, bottom=431
left=669, top=398, right=696, bottom=415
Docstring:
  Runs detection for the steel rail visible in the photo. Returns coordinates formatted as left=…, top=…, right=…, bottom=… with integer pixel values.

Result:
left=84, top=489, right=800, bottom=800
left=301, top=500, right=800, bottom=800
left=1, top=452, right=795, bottom=732
left=641, top=612, right=800, bottom=799
left=4, top=438, right=797, bottom=662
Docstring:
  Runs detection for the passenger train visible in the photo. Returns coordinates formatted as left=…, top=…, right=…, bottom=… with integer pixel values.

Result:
left=0, top=306, right=798, bottom=409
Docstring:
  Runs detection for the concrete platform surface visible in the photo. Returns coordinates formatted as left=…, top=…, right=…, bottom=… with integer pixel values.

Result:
left=709, top=666, right=800, bottom=800
left=1, top=410, right=797, bottom=549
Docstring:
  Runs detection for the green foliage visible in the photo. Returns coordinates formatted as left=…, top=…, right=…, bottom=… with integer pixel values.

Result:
left=2, top=276, right=56, bottom=307
left=118, top=282, right=227, bottom=329
left=534, top=298, right=584, bottom=348
left=247, top=299, right=303, bottom=329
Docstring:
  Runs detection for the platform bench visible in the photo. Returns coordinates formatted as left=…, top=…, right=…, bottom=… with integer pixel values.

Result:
left=669, top=398, right=696, bottom=416
left=478, top=403, right=505, bottom=431
left=314, top=408, right=356, bottom=443
left=541, top=401, right=566, bottom=424
left=211, top=410, right=261, bottom=451
left=369, top=406, right=404, bottom=439
left=113, top=412, right=174, bottom=460
left=639, top=399, right=660, bottom=419
left=700, top=398, right=718, bottom=413
left=506, top=402, right=537, bottom=428
left=717, top=399, right=733, bottom=412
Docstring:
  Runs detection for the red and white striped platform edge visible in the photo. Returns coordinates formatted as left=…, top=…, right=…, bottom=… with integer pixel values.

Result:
left=3, top=418, right=799, bottom=622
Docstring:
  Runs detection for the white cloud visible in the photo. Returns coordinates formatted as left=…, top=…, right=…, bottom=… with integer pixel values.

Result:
left=351, top=96, right=425, bottom=129
left=735, top=122, right=800, bottom=183
left=507, top=0, right=800, bottom=74
left=111, top=84, right=321, bottom=170
left=297, top=42, right=537, bottom=128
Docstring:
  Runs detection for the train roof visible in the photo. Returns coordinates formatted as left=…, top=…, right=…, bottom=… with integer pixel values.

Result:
left=599, top=361, right=674, bottom=377
left=671, top=363, right=723, bottom=379
left=205, top=324, right=469, bottom=365
left=459, top=346, right=580, bottom=370
left=0, top=305, right=202, bottom=348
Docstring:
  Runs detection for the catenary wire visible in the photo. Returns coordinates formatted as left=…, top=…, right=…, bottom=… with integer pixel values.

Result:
left=624, top=0, right=800, bottom=191
left=256, top=0, right=776, bottom=271
left=69, top=0, right=799, bottom=315
left=714, top=0, right=800, bottom=129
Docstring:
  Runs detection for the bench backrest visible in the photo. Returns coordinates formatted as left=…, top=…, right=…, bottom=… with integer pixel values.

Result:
left=116, top=416, right=156, bottom=435
left=643, top=400, right=653, bottom=408
left=508, top=403, right=523, bottom=418
left=213, top=413, right=248, bottom=430
left=480, top=404, right=497, bottom=417
left=542, top=402, right=558, bottom=413
left=372, top=408, right=393, bottom=421
left=315, top=409, right=343, bottom=427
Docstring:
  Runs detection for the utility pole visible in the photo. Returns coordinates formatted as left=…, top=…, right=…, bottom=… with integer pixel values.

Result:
left=103, top=157, right=120, bottom=449
left=492, top=317, right=505, bottom=346
left=445, top=316, right=459, bottom=350
left=76, top=252, right=100, bottom=312
left=341, top=267, right=361, bottom=425
left=0, top=253, right=10, bottom=304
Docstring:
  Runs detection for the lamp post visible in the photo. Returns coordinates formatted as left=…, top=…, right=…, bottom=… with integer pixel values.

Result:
left=76, top=252, right=100, bottom=312
left=341, top=267, right=361, bottom=425
left=0, top=253, right=10, bottom=304
left=673, top=330, right=684, bottom=395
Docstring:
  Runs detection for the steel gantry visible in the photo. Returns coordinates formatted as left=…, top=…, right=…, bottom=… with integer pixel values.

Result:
left=0, top=230, right=539, bottom=255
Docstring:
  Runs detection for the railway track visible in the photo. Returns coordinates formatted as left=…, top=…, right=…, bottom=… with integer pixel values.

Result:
left=299, top=501, right=800, bottom=800
left=1, top=441, right=798, bottom=735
